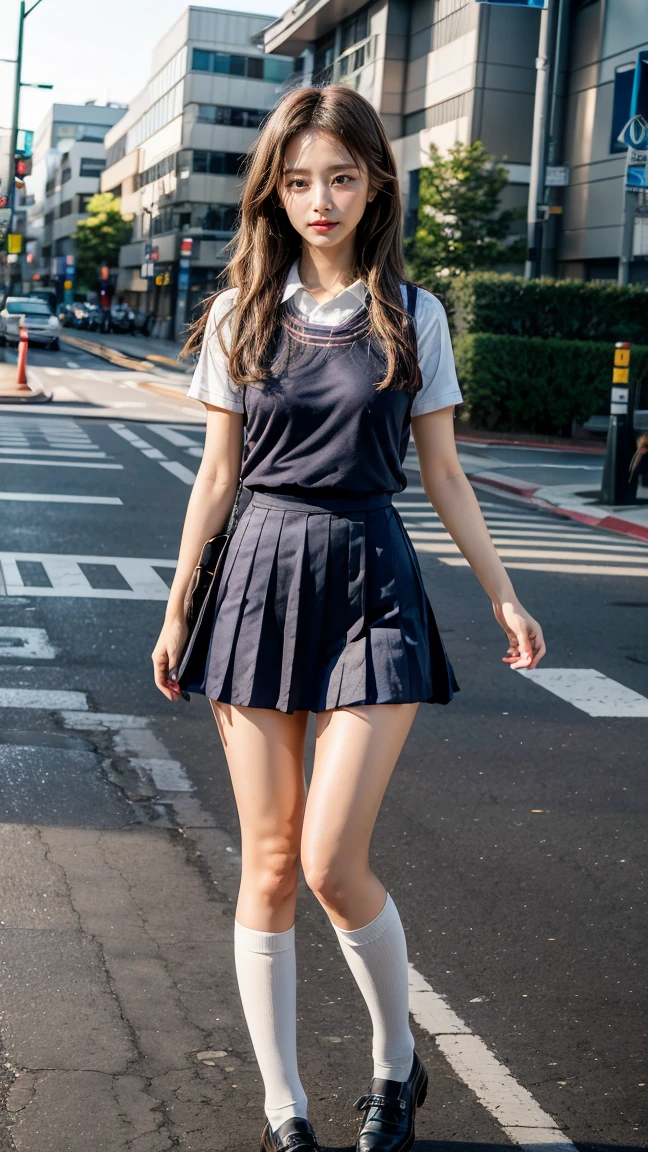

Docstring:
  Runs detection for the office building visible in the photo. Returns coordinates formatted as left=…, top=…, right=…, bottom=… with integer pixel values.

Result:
left=101, top=5, right=296, bottom=337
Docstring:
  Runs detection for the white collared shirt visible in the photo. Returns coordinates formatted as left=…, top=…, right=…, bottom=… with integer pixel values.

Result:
left=280, top=257, right=368, bottom=327
left=187, top=261, right=464, bottom=419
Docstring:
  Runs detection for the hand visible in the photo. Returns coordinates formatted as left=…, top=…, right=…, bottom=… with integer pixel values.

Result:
left=152, top=615, right=190, bottom=701
left=492, top=598, right=546, bottom=670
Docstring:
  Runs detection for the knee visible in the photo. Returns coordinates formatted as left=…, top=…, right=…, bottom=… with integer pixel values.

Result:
left=245, top=841, right=300, bottom=910
left=301, top=845, right=349, bottom=911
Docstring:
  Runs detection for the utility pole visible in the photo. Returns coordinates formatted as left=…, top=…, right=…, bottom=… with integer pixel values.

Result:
left=5, top=0, right=50, bottom=285
left=524, top=0, right=557, bottom=280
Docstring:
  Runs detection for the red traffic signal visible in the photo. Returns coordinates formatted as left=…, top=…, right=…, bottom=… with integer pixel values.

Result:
left=16, top=159, right=26, bottom=176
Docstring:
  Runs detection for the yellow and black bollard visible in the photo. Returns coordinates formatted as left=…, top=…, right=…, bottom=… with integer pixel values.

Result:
left=600, top=342, right=638, bottom=505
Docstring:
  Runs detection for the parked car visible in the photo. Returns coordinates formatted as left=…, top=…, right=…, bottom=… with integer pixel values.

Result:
left=58, top=304, right=75, bottom=327
left=0, top=297, right=60, bottom=350
left=83, top=303, right=104, bottom=331
left=109, top=302, right=136, bottom=334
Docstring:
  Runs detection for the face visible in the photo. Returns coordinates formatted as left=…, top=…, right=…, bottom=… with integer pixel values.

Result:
left=278, top=128, right=377, bottom=250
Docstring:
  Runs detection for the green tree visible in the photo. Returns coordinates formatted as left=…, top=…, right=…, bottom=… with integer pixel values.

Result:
left=72, top=192, right=132, bottom=291
left=404, top=141, right=526, bottom=290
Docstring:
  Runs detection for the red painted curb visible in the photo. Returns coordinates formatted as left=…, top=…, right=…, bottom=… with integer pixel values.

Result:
left=456, top=434, right=605, bottom=456
left=469, top=473, right=648, bottom=544
left=470, top=471, right=542, bottom=498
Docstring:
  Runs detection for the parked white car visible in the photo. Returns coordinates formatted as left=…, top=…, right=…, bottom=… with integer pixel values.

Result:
left=0, top=297, right=60, bottom=350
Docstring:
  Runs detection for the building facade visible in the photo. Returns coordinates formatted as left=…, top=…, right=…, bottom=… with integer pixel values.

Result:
left=262, top=0, right=648, bottom=283
left=101, top=5, right=296, bottom=337
left=560, top=0, right=648, bottom=281
left=28, top=102, right=127, bottom=295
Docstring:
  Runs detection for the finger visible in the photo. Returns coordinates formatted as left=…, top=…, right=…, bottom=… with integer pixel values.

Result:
left=509, top=626, right=534, bottom=668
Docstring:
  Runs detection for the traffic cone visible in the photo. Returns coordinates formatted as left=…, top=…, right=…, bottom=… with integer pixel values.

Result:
left=0, top=325, right=51, bottom=404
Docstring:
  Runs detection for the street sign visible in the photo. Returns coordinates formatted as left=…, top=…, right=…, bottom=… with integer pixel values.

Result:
left=140, top=262, right=156, bottom=279
left=180, top=236, right=193, bottom=256
left=627, top=152, right=647, bottom=189
left=545, top=165, right=570, bottom=187
left=178, top=269, right=190, bottom=290
left=16, top=129, right=33, bottom=157
left=7, top=234, right=23, bottom=254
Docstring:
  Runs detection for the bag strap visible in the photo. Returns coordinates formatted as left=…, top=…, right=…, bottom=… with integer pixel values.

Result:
left=226, top=476, right=243, bottom=533
left=405, top=280, right=418, bottom=321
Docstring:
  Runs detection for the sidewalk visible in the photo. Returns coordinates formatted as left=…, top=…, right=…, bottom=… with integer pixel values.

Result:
left=60, top=329, right=192, bottom=375
left=456, top=448, right=648, bottom=543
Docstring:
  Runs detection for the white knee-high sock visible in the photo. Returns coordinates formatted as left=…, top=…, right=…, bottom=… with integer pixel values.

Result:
left=330, top=891, right=415, bottom=1081
left=234, top=920, right=308, bottom=1132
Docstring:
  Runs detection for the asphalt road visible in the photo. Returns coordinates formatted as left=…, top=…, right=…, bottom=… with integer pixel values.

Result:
left=0, top=346, right=646, bottom=1152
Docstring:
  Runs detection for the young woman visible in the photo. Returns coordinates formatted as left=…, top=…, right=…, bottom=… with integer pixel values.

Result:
left=152, top=84, right=546, bottom=1152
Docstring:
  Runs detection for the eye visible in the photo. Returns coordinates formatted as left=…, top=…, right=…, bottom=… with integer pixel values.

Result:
left=286, top=177, right=308, bottom=189
left=332, top=173, right=354, bottom=185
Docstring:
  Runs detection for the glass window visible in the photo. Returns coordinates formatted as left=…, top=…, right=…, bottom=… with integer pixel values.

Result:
left=79, top=158, right=106, bottom=177
left=247, top=56, right=264, bottom=79
left=193, top=151, right=209, bottom=173
left=263, top=57, right=293, bottom=82
left=352, top=45, right=365, bottom=71
left=7, top=300, right=50, bottom=315
left=193, top=49, right=211, bottom=71
left=229, top=54, right=246, bottom=76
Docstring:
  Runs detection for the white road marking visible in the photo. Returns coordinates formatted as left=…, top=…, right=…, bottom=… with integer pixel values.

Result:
left=62, top=712, right=195, bottom=793
left=0, top=688, right=88, bottom=710
left=0, top=447, right=107, bottom=458
left=516, top=667, right=648, bottom=716
left=439, top=557, right=648, bottom=576
left=0, top=492, right=122, bottom=505
left=159, top=460, right=197, bottom=484
left=0, top=459, right=123, bottom=470
left=408, top=965, right=576, bottom=1152
left=146, top=424, right=201, bottom=447
left=0, top=552, right=175, bottom=599
left=0, top=627, right=56, bottom=659
left=60, top=712, right=150, bottom=729
left=130, top=758, right=195, bottom=792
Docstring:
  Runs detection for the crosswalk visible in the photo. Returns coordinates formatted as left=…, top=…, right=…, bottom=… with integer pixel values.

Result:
left=394, top=497, right=648, bottom=578
left=0, top=552, right=175, bottom=599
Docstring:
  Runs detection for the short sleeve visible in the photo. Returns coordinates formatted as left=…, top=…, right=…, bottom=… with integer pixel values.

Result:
left=185, top=288, right=245, bottom=413
left=407, top=287, right=464, bottom=418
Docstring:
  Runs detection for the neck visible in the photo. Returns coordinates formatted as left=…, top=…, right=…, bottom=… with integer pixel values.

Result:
left=298, top=233, right=356, bottom=293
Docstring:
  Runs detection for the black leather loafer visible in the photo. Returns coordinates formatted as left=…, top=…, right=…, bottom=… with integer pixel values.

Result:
left=353, top=1050, right=428, bottom=1151
left=260, top=1115, right=321, bottom=1152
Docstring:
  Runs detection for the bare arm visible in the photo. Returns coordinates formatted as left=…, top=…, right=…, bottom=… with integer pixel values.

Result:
left=410, top=407, right=546, bottom=670
left=152, top=403, right=244, bottom=700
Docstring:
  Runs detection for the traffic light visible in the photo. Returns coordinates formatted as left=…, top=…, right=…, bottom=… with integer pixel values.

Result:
left=15, top=155, right=32, bottom=180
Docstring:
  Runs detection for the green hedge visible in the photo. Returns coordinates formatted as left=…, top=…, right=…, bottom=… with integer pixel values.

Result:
left=454, top=333, right=648, bottom=435
left=450, top=273, right=648, bottom=343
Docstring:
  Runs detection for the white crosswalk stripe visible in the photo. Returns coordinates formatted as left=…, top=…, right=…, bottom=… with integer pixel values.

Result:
left=110, top=422, right=197, bottom=484
left=0, top=552, right=175, bottom=599
left=394, top=496, right=648, bottom=577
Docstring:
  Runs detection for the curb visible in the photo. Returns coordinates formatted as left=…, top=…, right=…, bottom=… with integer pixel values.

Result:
left=469, top=471, right=648, bottom=543
left=455, top=432, right=605, bottom=455
left=60, top=333, right=192, bottom=376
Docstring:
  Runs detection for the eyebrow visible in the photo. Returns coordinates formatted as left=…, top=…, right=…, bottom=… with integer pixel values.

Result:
left=283, top=162, right=360, bottom=174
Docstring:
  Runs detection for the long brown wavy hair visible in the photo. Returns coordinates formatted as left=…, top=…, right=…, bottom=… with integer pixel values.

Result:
left=182, top=84, right=421, bottom=394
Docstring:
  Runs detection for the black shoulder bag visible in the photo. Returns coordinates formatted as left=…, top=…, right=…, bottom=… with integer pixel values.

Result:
left=176, top=476, right=243, bottom=693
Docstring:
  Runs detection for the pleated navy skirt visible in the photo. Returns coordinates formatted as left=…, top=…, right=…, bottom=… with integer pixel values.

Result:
left=202, top=489, right=460, bottom=714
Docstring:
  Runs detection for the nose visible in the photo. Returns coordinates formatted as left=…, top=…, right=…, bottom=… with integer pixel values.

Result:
left=312, top=179, right=333, bottom=214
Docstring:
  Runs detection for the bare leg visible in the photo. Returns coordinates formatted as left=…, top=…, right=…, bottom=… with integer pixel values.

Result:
left=301, top=703, right=419, bottom=928
left=301, top=702, right=420, bottom=1081
left=210, top=701, right=310, bottom=1129
left=210, top=700, right=309, bottom=931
